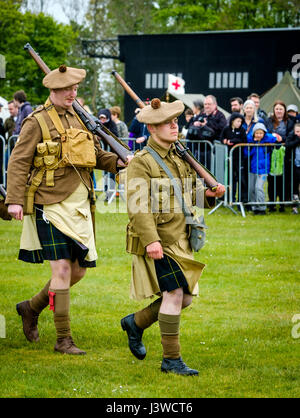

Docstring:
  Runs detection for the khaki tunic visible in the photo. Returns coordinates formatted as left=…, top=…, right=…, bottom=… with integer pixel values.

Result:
left=5, top=100, right=119, bottom=262
left=127, top=136, right=215, bottom=300
left=5, top=102, right=118, bottom=206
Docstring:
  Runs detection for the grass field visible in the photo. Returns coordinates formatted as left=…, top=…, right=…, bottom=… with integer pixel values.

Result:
left=0, top=203, right=299, bottom=398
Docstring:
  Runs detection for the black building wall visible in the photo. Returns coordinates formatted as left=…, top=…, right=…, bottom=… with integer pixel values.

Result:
left=118, top=28, right=300, bottom=124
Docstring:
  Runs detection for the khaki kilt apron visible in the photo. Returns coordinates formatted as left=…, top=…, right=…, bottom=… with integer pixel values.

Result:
left=130, top=232, right=205, bottom=301
left=20, top=182, right=97, bottom=263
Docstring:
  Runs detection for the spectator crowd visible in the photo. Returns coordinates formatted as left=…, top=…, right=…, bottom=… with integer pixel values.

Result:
left=181, top=93, right=300, bottom=215
left=1, top=88, right=299, bottom=215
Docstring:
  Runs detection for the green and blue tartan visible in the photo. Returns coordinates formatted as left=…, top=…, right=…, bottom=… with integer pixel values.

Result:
left=154, top=255, right=188, bottom=293
left=19, top=205, right=96, bottom=268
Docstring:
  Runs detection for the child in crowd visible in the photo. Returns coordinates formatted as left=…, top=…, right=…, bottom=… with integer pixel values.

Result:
left=285, top=123, right=300, bottom=214
left=220, top=112, right=247, bottom=202
left=247, top=122, right=282, bottom=214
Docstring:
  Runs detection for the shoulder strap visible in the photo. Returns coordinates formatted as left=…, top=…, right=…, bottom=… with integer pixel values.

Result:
left=44, top=98, right=65, bottom=135
left=33, top=112, right=51, bottom=142
left=144, top=146, right=192, bottom=218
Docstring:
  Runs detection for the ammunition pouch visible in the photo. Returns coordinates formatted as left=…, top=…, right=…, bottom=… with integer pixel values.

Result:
left=126, top=224, right=145, bottom=255
left=61, top=128, right=96, bottom=168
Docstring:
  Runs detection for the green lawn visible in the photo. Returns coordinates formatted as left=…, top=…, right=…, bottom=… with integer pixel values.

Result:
left=0, top=205, right=299, bottom=398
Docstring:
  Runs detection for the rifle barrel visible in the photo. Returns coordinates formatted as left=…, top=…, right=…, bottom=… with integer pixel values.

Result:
left=24, top=44, right=132, bottom=162
left=111, top=70, right=218, bottom=190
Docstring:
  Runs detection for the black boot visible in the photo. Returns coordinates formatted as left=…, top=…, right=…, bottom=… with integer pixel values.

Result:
left=121, top=313, right=146, bottom=360
left=161, top=357, right=199, bottom=376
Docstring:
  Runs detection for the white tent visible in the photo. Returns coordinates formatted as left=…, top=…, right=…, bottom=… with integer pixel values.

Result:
left=0, top=96, right=10, bottom=121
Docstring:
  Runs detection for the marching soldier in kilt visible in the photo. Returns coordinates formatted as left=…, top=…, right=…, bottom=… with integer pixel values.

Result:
left=121, top=99, right=225, bottom=375
left=6, top=65, right=127, bottom=354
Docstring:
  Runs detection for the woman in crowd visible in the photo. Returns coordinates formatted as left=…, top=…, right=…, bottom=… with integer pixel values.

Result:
left=266, top=101, right=295, bottom=212
left=241, top=100, right=265, bottom=204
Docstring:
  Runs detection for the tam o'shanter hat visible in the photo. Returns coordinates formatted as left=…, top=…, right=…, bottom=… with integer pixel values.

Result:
left=43, top=65, right=86, bottom=89
left=137, top=98, right=184, bottom=124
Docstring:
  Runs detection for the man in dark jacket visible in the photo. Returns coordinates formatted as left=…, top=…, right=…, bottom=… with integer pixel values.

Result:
left=4, top=100, right=18, bottom=140
left=220, top=113, right=247, bottom=202
left=196, top=95, right=227, bottom=140
left=13, top=90, right=33, bottom=135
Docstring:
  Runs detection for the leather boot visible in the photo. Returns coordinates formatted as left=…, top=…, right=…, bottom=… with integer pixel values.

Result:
left=121, top=313, right=146, bottom=360
left=161, top=357, right=199, bottom=376
left=54, top=336, right=86, bottom=355
left=16, top=300, right=40, bottom=342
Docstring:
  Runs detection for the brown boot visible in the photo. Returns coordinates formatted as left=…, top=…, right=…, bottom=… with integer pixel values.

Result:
left=54, top=336, right=86, bottom=355
left=16, top=300, right=40, bottom=342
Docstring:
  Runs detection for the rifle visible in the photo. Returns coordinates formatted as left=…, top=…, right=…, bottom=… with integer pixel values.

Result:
left=112, top=70, right=218, bottom=191
left=24, top=43, right=132, bottom=163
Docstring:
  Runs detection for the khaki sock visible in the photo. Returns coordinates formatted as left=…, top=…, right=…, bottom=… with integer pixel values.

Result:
left=29, top=276, right=80, bottom=314
left=49, top=288, right=71, bottom=339
left=158, top=312, right=181, bottom=359
left=29, top=280, right=51, bottom=314
left=134, top=297, right=162, bottom=330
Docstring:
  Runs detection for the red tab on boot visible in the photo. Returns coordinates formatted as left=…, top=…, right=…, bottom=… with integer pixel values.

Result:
left=48, top=291, right=56, bottom=312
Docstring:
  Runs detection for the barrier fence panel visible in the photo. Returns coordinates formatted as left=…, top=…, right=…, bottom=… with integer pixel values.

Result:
left=180, top=139, right=214, bottom=174
left=4, top=135, right=298, bottom=216
left=207, top=142, right=240, bottom=215
left=228, top=143, right=296, bottom=217
left=0, top=135, right=5, bottom=187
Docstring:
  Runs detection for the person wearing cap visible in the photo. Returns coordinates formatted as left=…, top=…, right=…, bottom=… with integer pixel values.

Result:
left=6, top=65, right=126, bottom=354
left=287, top=104, right=300, bottom=123
left=121, top=98, right=225, bottom=376
left=246, top=122, right=282, bottom=214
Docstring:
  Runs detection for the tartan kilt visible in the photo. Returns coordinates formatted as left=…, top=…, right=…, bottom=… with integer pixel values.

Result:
left=19, top=205, right=96, bottom=268
left=154, top=255, right=188, bottom=293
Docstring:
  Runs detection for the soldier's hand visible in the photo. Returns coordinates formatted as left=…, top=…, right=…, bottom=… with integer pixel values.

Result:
left=206, top=183, right=225, bottom=198
left=146, top=241, right=164, bottom=260
left=8, top=204, right=23, bottom=221
left=0, top=200, right=12, bottom=221
left=117, top=154, right=134, bottom=168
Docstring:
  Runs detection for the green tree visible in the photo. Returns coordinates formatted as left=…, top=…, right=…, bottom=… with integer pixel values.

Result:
left=0, top=0, right=77, bottom=105
left=153, top=0, right=300, bottom=31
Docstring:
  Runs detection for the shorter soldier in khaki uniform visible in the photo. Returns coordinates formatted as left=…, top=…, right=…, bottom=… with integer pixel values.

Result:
left=6, top=65, right=127, bottom=354
left=121, top=99, right=225, bottom=375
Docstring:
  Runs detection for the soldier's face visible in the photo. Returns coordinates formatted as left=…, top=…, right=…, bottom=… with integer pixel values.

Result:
left=50, top=84, right=78, bottom=109
left=149, top=118, right=179, bottom=146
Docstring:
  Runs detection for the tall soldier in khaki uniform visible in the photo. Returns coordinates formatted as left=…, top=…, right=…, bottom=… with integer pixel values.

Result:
left=6, top=65, right=128, bottom=354
left=121, top=99, right=225, bottom=375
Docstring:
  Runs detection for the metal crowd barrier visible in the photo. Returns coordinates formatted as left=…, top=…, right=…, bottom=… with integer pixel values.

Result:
left=225, top=143, right=296, bottom=217
left=3, top=136, right=298, bottom=217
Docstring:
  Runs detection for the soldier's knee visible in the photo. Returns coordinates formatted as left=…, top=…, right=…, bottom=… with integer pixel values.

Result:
left=182, top=294, right=193, bottom=309
left=71, top=264, right=86, bottom=286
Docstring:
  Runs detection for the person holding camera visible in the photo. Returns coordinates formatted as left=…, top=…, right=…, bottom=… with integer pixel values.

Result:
left=187, top=95, right=226, bottom=169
